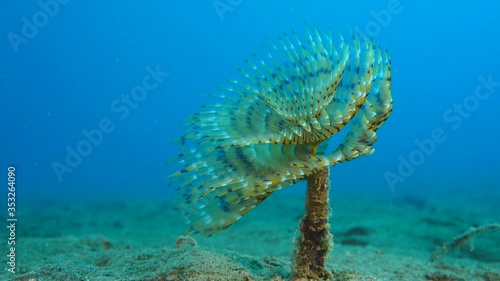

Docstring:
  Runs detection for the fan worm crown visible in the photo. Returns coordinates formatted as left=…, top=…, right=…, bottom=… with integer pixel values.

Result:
left=169, top=27, right=393, bottom=236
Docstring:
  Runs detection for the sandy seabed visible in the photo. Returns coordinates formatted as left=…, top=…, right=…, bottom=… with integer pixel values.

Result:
left=2, top=190, right=499, bottom=281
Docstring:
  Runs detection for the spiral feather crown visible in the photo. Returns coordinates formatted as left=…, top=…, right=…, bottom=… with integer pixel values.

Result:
left=169, top=27, right=393, bottom=236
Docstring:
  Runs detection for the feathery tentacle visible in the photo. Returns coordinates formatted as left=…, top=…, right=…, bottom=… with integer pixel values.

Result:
left=169, top=27, right=393, bottom=235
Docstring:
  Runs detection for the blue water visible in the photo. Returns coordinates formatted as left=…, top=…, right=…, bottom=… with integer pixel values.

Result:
left=2, top=1, right=499, bottom=208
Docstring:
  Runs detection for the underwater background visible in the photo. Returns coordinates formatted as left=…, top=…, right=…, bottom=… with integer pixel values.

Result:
left=1, top=0, right=499, bottom=280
